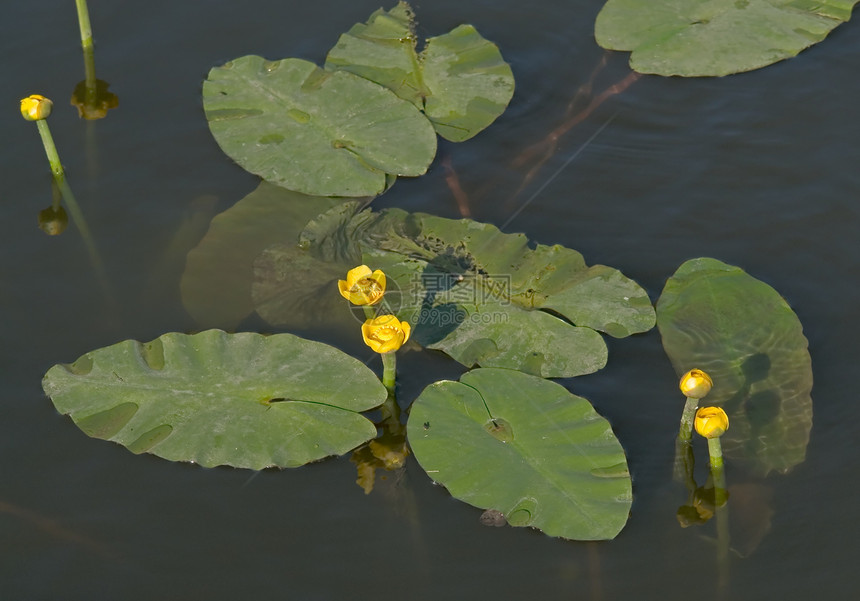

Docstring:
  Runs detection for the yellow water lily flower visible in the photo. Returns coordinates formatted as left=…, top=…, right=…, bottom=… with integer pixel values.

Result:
left=361, top=315, right=411, bottom=354
left=20, top=94, right=53, bottom=121
left=679, top=368, right=713, bottom=399
left=694, top=406, right=729, bottom=439
left=338, top=265, right=386, bottom=306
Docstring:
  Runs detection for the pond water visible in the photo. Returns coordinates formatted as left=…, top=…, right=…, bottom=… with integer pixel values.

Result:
left=3, top=1, right=859, bottom=599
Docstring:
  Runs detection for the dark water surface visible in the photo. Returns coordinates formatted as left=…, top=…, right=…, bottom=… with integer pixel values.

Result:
left=3, top=1, right=859, bottom=599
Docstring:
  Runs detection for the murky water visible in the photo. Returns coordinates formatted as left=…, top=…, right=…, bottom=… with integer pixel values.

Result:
left=3, top=1, right=859, bottom=599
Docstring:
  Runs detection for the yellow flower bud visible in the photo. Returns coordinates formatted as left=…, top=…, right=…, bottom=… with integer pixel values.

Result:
left=694, top=406, right=729, bottom=439
left=679, top=368, right=713, bottom=399
left=20, top=94, right=53, bottom=121
left=338, top=265, right=386, bottom=306
left=361, top=315, right=411, bottom=354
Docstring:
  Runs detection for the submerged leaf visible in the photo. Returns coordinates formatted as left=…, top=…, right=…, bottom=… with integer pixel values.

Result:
left=408, top=368, right=632, bottom=540
left=325, top=2, right=515, bottom=141
left=657, top=258, right=813, bottom=475
left=43, top=330, right=387, bottom=469
left=203, top=55, right=436, bottom=196
left=253, top=202, right=654, bottom=377
left=595, top=0, right=858, bottom=76
left=180, top=182, right=360, bottom=330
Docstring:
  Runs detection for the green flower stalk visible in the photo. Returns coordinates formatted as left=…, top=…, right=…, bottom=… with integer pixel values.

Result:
left=75, top=0, right=93, bottom=54
left=21, top=96, right=63, bottom=178
left=695, top=406, right=729, bottom=474
left=674, top=368, right=713, bottom=483
left=20, top=95, right=113, bottom=307
left=677, top=368, right=713, bottom=443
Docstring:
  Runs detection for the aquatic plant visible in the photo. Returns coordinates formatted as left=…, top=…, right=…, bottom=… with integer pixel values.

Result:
left=37, top=3, right=817, bottom=545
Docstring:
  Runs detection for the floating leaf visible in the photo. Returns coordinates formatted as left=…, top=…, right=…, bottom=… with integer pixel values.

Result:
left=255, top=203, right=654, bottom=377
left=408, top=368, right=632, bottom=540
left=595, top=0, right=858, bottom=76
left=203, top=55, right=436, bottom=196
left=43, top=330, right=387, bottom=469
left=656, top=258, right=813, bottom=475
left=325, top=2, right=515, bottom=141
left=181, top=182, right=358, bottom=329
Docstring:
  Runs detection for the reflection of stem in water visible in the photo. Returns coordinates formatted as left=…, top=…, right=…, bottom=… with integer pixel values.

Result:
left=707, top=436, right=730, bottom=590
left=673, top=396, right=698, bottom=483
left=587, top=541, right=605, bottom=601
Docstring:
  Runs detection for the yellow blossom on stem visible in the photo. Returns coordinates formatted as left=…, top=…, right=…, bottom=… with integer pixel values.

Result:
left=694, top=406, right=729, bottom=439
left=338, top=265, right=386, bottom=306
left=679, top=368, right=713, bottom=399
left=361, top=315, right=410, bottom=354
left=20, top=94, right=53, bottom=121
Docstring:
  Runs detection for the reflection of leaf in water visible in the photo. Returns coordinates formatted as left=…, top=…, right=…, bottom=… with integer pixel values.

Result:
left=180, top=182, right=358, bottom=329
left=657, top=258, right=813, bottom=476
left=726, top=483, right=774, bottom=558
left=257, top=202, right=654, bottom=377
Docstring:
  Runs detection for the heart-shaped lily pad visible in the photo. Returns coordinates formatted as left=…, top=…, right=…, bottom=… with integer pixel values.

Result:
left=408, top=368, right=632, bottom=540
left=203, top=55, right=436, bottom=196
left=595, top=0, right=858, bottom=76
left=43, top=330, right=387, bottom=469
left=657, top=258, right=813, bottom=475
left=325, top=1, right=515, bottom=141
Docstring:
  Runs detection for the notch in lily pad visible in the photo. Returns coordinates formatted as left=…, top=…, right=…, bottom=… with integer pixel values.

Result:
left=408, top=368, right=632, bottom=540
left=325, top=1, right=515, bottom=141
left=203, top=56, right=437, bottom=197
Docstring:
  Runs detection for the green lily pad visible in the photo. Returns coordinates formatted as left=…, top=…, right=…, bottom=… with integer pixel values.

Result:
left=261, top=203, right=654, bottom=377
left=408, top=368, right=632, bottom=540
left=325, top=2, right=515, bottom=141
left=656, top=258, right=813, bottom=475
left=595, top=0, right=858, bottom=76
left=203, top=55, right=436, bottom=196
left=180, top=182, right=360, bottom=330
left=42, top=330, right=387, bottom=469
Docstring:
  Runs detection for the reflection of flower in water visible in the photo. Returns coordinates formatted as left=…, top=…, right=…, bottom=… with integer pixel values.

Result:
left=350, top=413, right=409, bottom=495
left=70, top=79, right=118, bottom=120
left=38, top=205, right=68, bottom=236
